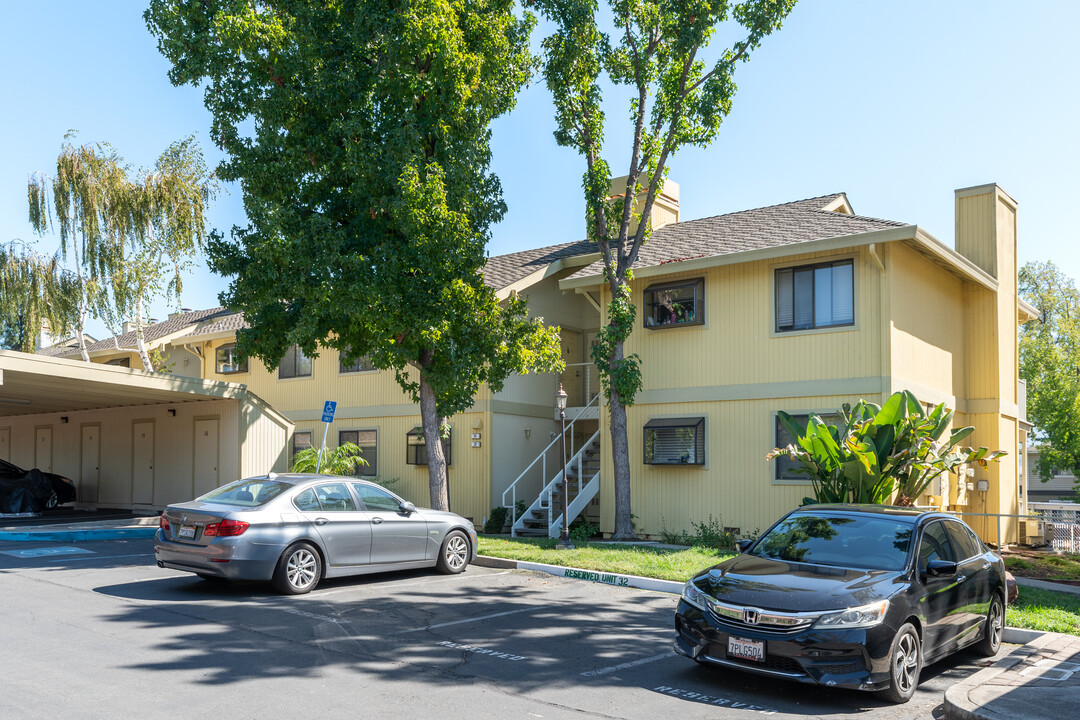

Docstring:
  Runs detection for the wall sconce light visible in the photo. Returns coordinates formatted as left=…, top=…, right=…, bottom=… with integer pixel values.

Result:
left=524, top=427, right=531, bottom=439
left=168, top=408, right=176, bottom=416
left=60, top=416, right=69, bottom=423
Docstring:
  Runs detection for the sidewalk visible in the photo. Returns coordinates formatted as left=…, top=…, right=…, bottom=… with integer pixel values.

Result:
left=945, top=630, right=1080, bottom=720
left=0, top=516, right=158, bottom=541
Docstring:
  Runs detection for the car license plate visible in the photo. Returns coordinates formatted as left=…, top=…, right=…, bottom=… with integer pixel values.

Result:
left=727, top=636, right=765, bottom=662
left=178, top=525, right=197, bottom=539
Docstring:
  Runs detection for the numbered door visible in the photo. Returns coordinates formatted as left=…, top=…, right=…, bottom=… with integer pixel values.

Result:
left=0, top=427, right=10, bottom=462
left=193, top=418, right=220, bottom=498
left=80, top=425, right=100, bottom=503
left=132, top=421, right=154, bottom=505
left=35, top=427, right=53, bottom=473
left=560, top=329, right=583, bottom=406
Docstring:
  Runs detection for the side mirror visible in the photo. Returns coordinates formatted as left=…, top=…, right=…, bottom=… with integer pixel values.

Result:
left=400, top=501, right=416, bottom=515
left=735, top=539, right=754, bottom=554
left=925, top=559, right=958, bottom=578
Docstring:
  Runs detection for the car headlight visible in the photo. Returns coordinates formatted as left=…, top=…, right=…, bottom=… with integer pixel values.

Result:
left=682, top=580, right=708, bottom=611
left=814, top=600, right=889, bottom=629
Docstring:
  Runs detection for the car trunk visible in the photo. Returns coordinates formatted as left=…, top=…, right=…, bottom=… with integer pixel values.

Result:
left=163, top=504, right=234, bottom=546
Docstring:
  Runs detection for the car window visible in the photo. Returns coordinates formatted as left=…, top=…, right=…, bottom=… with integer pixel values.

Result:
left=748, top=513, right=914, bottom=571
left=198, top=478, right=292, bottom=506
left=917, top=521, right=957, bottom=571
left=293, top=488, right=321, bottom=512
left=313, top=483, right=356, bottom=512
left=351, top=483, right=402, bottom=513
left=944, top=521, right=981, bottom=560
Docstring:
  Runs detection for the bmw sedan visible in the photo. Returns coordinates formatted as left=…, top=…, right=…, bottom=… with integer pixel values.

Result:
left=155, top=473, right=477, bottom=594
left=674, top=505, right=1006, bottom=703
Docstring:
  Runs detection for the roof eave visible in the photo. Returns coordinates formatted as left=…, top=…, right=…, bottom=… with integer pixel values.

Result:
left=494, top=251, right=602, bottom=300
left=557, top=225, right=921, bottom=291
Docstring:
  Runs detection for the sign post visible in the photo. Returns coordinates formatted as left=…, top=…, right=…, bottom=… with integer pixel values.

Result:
left=316, top=401, right=337, bottom=473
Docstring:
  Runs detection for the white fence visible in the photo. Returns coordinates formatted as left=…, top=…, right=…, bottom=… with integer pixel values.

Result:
left=1029, top=502, right=1080, bottom=553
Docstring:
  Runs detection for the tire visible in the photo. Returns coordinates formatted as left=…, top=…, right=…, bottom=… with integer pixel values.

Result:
left=973, top=594, right=1004, bottom=657
left=877, top=623, right=922, bottom=704
left=436, top=530, right=470, bottom=574
left=272, top=542, right=322, bottom=595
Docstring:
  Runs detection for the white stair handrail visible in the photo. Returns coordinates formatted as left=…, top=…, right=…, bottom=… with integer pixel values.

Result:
left=502, top=392, right=601, bottom=536
left=544, top=428, right=600, bottom=535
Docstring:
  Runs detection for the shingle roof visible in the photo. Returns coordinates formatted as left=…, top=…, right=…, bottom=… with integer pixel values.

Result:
left=565, top=194, right=907, bottom=281
left=181, top=312, right=249, bottom=340
left=35, top=337, right=87, bottom=358
left=482, top=239, right=597, bottom=291
left=43, top=308, right=234, bottom=358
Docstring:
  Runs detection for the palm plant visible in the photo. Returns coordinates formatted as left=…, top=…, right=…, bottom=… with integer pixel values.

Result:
left=291, top=441, right=368, bottom=476
left=767, top=391, right=1006, bottom=506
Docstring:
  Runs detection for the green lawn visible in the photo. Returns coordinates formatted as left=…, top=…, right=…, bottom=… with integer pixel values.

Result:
left=478, top=536, right=1080, bottom=637
left=1007, top=586, right=1080, bottom=636
left=1004, top=553, right=1080, bottom=582
left=477, top=535, right=731, bottom=582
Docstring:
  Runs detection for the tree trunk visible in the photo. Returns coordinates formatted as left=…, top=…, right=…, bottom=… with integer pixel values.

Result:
left=135, top=298, right=153, bottom=371
left=607, top=338, right=636, bottom=539
left=76, top=301, right=90, bottom=363
left=418, top=369, right=450, bottom=511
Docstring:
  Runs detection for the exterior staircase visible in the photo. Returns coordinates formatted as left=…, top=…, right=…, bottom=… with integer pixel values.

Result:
left=502, top=393, right=602, bottom=539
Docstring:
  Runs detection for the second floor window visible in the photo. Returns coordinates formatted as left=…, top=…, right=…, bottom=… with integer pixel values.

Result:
left=105, top=357, right=130, bottom=368
left=215, top=343, right=248, bottom=374
left=339, top=350, right=376, bottom=374
left=279, top=345, right=312, bottom=379
left=775, top=259, right=854, bottom=332
left=644, top=279, right=705, bottom=328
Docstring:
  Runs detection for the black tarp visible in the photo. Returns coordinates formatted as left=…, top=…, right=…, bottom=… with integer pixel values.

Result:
left=0, top=468, right=57, bottom=514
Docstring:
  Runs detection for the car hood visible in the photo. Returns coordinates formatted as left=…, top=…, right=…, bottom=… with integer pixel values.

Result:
left=415, top=508, right=470, bottom=525
left=695, top=553, right=907, bottom=612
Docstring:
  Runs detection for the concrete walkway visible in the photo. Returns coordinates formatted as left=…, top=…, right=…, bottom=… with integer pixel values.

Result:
left=0, top=516, right=158, bottom=541
left=945, top=630, right=1080, bottom=720
left=1015, top=575, right=1080, bottom=596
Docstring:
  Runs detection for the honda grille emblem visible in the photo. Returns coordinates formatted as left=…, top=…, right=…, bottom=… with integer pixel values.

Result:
left=743, top=609, right=760, bottom=625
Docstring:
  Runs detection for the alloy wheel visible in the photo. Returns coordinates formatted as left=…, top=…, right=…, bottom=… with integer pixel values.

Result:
left=287, top=548, right=318, bottom=590
left=444, top=534, right=468, bottom=570
left=989, top=599, right=1004, bottom=647
left=894, top=632, right=919, bottom=694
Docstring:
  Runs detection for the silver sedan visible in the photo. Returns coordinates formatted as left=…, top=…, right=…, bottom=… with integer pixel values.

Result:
left=155, top=473, right=477, bottom=594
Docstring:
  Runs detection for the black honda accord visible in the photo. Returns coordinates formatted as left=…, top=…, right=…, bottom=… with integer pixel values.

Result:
left=674, top=505, right=1006, bottom=703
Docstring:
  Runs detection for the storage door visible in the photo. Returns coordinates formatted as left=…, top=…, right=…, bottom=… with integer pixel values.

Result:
left=132, top=421, right=155, bottom=505
left=80, top=425, right=100, bottom=503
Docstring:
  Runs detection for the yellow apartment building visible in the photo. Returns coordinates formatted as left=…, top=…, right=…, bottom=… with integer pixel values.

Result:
left=30, top=182, right=1033, bottom=543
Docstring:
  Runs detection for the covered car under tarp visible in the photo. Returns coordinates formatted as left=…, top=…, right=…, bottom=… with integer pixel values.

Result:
left=0, top=468, right=57, bottom=514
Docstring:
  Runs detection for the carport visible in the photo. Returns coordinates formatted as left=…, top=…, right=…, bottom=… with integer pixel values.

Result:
left=0, top=350, right=292, bottom=510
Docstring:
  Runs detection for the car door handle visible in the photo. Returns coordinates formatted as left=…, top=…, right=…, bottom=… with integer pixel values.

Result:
left=371, top=517, right=384, bottom=525
left=314, top=517, right=329, bottom=526
left=957, top=574, right=967, bottom=584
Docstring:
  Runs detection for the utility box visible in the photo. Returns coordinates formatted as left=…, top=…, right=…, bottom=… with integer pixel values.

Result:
left=1020, top=520, right=1053, bottom=546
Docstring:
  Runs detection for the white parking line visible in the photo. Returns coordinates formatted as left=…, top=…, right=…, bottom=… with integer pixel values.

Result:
left=396, top=605, right=543, bottom=634
left=581, top=651, right=675, bottom=677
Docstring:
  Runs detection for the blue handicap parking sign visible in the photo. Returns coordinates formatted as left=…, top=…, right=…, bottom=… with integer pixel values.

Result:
left=321, top=401, right=337, bottom=423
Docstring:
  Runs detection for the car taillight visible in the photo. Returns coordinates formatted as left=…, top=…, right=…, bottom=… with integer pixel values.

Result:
left=159, top=515, right=171, bottom=532
left=204, top=518, right=249, bottom=537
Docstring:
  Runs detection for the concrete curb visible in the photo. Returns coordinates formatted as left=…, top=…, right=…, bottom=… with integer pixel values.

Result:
left=474, top=555, right=683, bottom=595
left=1015, top=575, right=1080, bottom=597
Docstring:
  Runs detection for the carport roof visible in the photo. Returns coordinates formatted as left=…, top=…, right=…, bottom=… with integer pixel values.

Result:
left=0, top=349, right=285, bottom=420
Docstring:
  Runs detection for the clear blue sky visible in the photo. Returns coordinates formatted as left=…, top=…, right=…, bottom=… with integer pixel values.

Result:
left=2, top=2, right=1077, bottom=338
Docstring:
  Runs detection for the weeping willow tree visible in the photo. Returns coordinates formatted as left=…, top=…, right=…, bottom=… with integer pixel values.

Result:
left=25, top=135, right=215, bottom=369
left=113, top=136, right=217, bottom=371
left=27, top=137, right=129, bottom=361
left=0, top=241, right=78, bottom=352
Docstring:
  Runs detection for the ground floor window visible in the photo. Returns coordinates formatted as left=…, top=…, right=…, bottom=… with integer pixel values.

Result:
left=292, top=431, right=312, bottom=465
left=406, top=426, right=451, bottom=466
left=773, top=412, right=842, bottom=481
left=643, top=417, right=705, bottom=465
left=339, top=429, right=377, bottom=477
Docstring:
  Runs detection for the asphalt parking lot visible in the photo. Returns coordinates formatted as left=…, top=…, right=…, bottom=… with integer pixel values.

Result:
left=0, top=537, right=1009, bottom=720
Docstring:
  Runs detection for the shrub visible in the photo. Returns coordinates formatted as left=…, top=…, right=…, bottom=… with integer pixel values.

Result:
left=485, top=506, right=509, bottom=534
left=660, top=516, right=745, bottom=550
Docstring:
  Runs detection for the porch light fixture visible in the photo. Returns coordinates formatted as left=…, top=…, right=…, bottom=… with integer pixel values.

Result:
left=555, top=384, right=573, bottom=550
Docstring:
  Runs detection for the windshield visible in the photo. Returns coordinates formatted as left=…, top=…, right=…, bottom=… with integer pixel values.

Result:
left=750, top=513, right=914, bottom=571
left=196, top=478, right=293, bottom=507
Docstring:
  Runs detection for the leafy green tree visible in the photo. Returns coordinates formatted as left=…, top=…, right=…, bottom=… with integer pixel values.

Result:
left=291, top=442, right=367, bottom=476
left=146, top=0, right=562, bottom=512
left=767, top=391, right=1006, bottom=507
left=27, top=137, right=130, bottom=361
left=1019, top=260, right=1080, bottom=495
left=535, top=0, right=797, bottom=537
left=0, top=241, right=78, bottom=352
